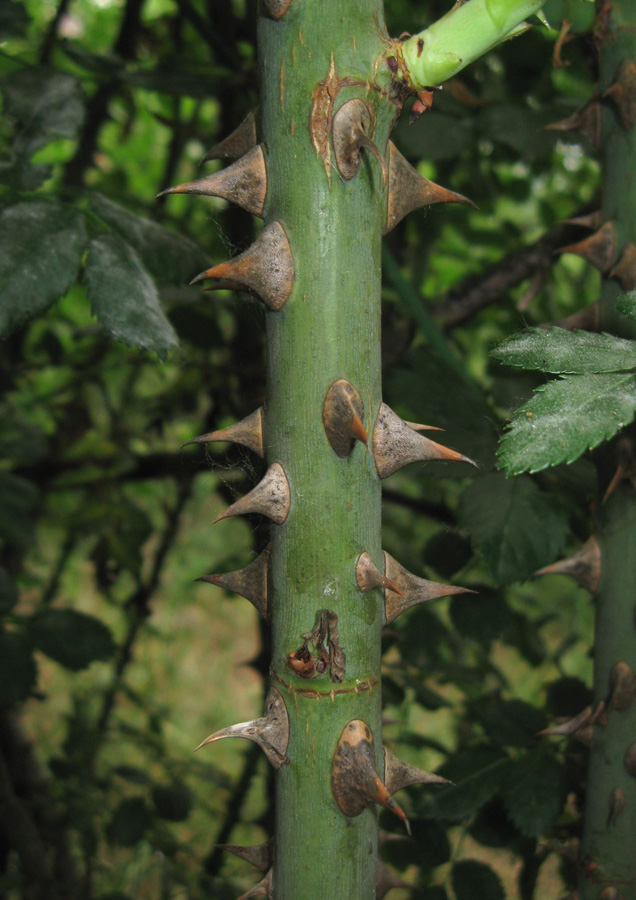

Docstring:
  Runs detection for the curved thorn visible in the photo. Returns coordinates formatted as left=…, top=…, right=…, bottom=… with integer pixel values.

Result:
left=384, top=142, right=476, bottom=234
left=195, top=687, right=289, bottom=769
left=190, top=222, right=293, bottom=311
left=217, top=841, right=272, bottom=872
left=323, top=379, right=368, bottom=457
left=557, top=221, right=618, bottom=274
left=213, top=463, right=290, bottom=525
left=383, top=552, right=476, bottom=624
left=543, top=97, right=601, bottom=147
left=196, top=545, right=270, bottom=620
left=373, top=402, right=476, bottom=479
left=183, top=408, right=264, bottom=457
left=236, top=868, right=273, bottom=900
left=158, top=145, right=267, bottom=218
left=356, top=552, right=403, bottom=596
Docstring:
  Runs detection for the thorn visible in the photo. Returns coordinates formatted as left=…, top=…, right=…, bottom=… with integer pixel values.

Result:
left=602, top=59, right=636, bottom=131
left=539, top=700, right=605, bottom=745
left=194, top=687, right=289, bottom=769
left=190, top=221, right=293, bottom=311
left=183, top=408, right=264, bottom=457
left=196, top=545, right=269, bottom=620
left=332, top=99, right=388, bottom=184
left=372, top=402, right=476, bottom=479
left=559, top=210, right=603, bottom=231
left=213, top=463, right=290, bottom=525
left=624, top=742, right=636, bottom=778
left=217, top=841, right=273, bottom=872
left=263, top=0, right=291, bottom=18
left=236, top=868, right=273, bottom=900
left=404, top=420, right=444, bottom=432
left=608, top=662, right=635, bottom=712
left=331, top=720, right=410, bottom=833
left=544, top=97, right=601, bottom=148
left=355, top=552, right=403, bottom=596
left=533, top=536, right=601, bottom=594
left=383, top=552, right=475, bottom=624
left=610, top=242, right=636, bottom=291
left=383, top=746, right=450, bottom=793
left=376, top=861, right=411, bottom=900
left=384, top=142, right=476, bottom=234
left=202, top=110, right=258, bottom=162
left=158, top=145, right=267, bottom=218
left=557, top=221, right=617, bottom=274
left=552, top=18, right=573, bottom=68
left=322, top=379, right=368, bottom=458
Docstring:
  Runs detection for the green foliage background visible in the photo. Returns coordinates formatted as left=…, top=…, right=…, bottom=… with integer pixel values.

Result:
left=0, top=0, right=616, bottom=896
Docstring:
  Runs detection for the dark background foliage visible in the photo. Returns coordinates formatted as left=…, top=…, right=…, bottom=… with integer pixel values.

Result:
left=0, top=0, right=603, bottom=896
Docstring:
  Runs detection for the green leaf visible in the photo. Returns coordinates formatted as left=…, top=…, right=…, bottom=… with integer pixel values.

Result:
left=452, top=860, right=505, bottom=900
left=0, top=202, right=87, bottom=336
left=29, top=609, right=116, bottom=671
left=0, top=472, right=39, bottom=549
left=152, top=781, right=193, bottom=822
left=616, top=290, right=636, bottom=321
left=0, top=628, right=37, bottom=704
left=457, top=472, right=570, bottom=582
left=84, top=235, right=179, bottom=357
left=492, top=327, right=636, bottom=373
left=473, top=698, right=545, bottom=748
left=112, top=765, right=151, bottom=785
left=0, top=0, right=30, bottom=40
left=106, top=797, right=152, bottom=847
left=424, top=749, right=510, bottom=822
left=501, top=751, right=563, bottom=837
left=90, top=193, right=209, bottom=285
left=497, top=373, right=636, bottom=474
left=1, top=68, right=85, bottom=158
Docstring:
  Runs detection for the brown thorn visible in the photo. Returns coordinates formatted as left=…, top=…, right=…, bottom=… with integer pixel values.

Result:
left=383, top=746, right=450, bottom=793
left=263, top=0, right=291, bottom=19
left=610, top=242, right=636, bottom=292
left=236, top=868, right=273, bottom=900
left=559, top=210, right=603, bottom=231
left=552, top=18, right=573, bottom=68
left=372, top=402, right=476, bottom=479
left=323, top=379, right=368, bottom=458
left=624, top=742, right=636, bottom=778
left=538, top=705, right=593, bottom=737
left=608, top=662, right=635, bottom=712
left=213, top=463, right=290, bottom=525
left=533, top=536, right=601, bottom=594
left=602, top=59, right=636, bottom=131
left=557, top=221, right=618, bottom=274
left=158, top=145, right=267, bottom=218
left=376, top=861, right=411, bottom=899
left=194, top=687, right=289, bottom=769
left=404, top=420, right=444, bottom=432
left=196, top=545, right=270, bottom=620
left=332, top=99, right=388, bottom=185
left=607, top=787, right=627, bottom=826
left=356, top=552, right=404, bottom=597
left=202, top=109, right=259, bottom=163
left=383, top=551, right=475, bottom=624
left=384, top=142, right=476, bottom=234
left=190, top=221, right=293, bottom=311
left=331, top=720, right=410, bottom=833
left=217, top=841, right=273, bottom=872
left=183, top=408, right=264, bottom=457
left=544, top=97, right=601, bottom=148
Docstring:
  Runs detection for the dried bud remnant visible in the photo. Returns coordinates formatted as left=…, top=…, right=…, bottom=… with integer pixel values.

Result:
left=332, top=99, right=387, bottom=184
left=323, top=379, right=367, bottom=457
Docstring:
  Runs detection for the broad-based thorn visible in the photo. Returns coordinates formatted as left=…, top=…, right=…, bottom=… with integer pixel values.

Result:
left=602, top=59, right=636, bottom=131
left=332, top=99, right=388, bottom=184
left=236, top=868, right=273, bottom=900
left=383, top=746, right=450, bottom=793
left=323, top=379, right=368, bottom=458
left=356, top=552, right=403, bottom=596
left=217, top=841, right=272, bottom=872
left=384, top=142, right=476, bottom=234
left=190, top=221, right=293, bottom=311
left=533, top=536, right=601, bottom=594
left=384, top=552, right=475, bottom=624
left=195, top=687, right=289, bottom=769
left=331, top=720, right=411, bottom=833
left=544, top=97, right=601, bottom=148
left=539, top=700, right=605, bottom=746
left=372, top=402, right=476, bottom=479
left=608, top=661, right=635, bottom=712
left=196, top=545, right=270, bottom=620
left=213, top=463, right=291, bottom=525
left=202, top=110, right=259, bottom=163
left=557, top=221, right=617, bottom=274
left=263, top=0, right=291, bottom=18
left=559, top=210, right=602, bottom=231
left=610, top=242, right=636, bottom=291
left=158, top=145, right=267, bottom=218
left=183, top=407, right=264, bottom=457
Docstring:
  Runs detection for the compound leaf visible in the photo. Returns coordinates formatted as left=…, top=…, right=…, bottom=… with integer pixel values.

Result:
left=492, top=327, right=636, bottom=374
